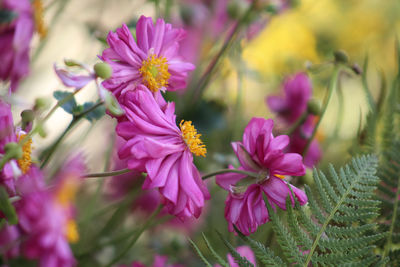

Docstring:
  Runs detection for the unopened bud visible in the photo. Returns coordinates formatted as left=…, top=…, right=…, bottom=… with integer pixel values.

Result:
left=334, top=50, right=348, bottom=64
left=21, top=110, right=35, bottom=124
left=100, top=88, right=124, bottom=117
left=4, top=142, right=22, bottom=160
left=34, top=97, right=50, bottom=110
left=307, top=99, right=321, bottom=116
left=351, top=63, right=362, bottom=75
left=36, top=124, right=47, bottom=138
left=94, top=62, right=112, bottom=79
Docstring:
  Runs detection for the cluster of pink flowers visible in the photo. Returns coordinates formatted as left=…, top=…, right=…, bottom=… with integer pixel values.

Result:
left=101, top=16, right=209, bottom=221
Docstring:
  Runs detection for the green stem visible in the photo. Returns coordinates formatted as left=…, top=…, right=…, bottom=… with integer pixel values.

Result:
left=303, top=67, right=340, bottom=157
left=202, top=169, right=257, bottom=180
left=382, top=174, right=400, bottom=261
left=190, top=3, right=255, bottom=104
left=105, top=204, right=163, bottom=266
left=83, top=168, right=131, bottom=178
left=285, top=111, right=308, bottom=136
left=40, top=101, right=104, bottom=168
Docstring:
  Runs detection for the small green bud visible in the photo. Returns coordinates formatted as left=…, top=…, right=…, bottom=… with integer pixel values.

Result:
left=94, top=62, right=112, bottom=79
left=307, top=99, right=321, bottom=116
left=34, top=97, right=50, bottom=110
left=64, top=59, right=82, bottom=67
left=4, top=142, right=23, bottom=160
left=21, top=110, right=35, bottom=124
left=36, top=124, right=47, bottom=138
left=334, top=50, right=348, bottom=64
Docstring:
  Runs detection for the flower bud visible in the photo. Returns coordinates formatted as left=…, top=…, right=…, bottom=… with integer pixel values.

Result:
left=36, top=123, right=47, bottom=138
left=334, top=50, right=348, bottom=64
left=99, top=87, right=124, bottom=117
left=4, top=142, right=23, bottom=160
left=94, top=62, right=112, bottom=79
left=351, top=63, right=362, bottom=75
left=307, top=99, right=321, bottom=116
left=34, top=97, right=50, bottom=110
left=21, top=110, right=35, bottom=124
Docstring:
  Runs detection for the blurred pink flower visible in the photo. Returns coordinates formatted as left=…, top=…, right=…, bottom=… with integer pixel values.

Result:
left=0, top=0, right=36, bottom=92
left=215, top=245, right=256, bottom=267
left=54, top=64, right=95, bottom=89
left=216, top=118, right=307, bottom=235
left=116, top=86, right=209, bottom=220
left=122, top=254, right=184, bottom=267
left=100, top=16, right=195, bottom=98
left=267, top=72, right=321, bottom=168
left=0, top=155, right=85, bottom=267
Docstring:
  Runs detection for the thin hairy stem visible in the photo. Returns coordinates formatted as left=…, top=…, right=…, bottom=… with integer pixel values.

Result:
left=202, top=169, right=257, bottom=180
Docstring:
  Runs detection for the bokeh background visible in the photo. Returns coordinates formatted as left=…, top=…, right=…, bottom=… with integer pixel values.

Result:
left=6, top=0, right=400, bottom=265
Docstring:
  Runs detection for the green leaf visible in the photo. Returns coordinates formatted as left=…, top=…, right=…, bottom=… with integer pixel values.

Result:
left=82, top=102, right=106, bottom=122
left=217, top=231, right=254, bottom=267
left=201, top=233, right=229, bottom=267
left=0, top=187, right=18, bottom=225
left=53, top=91, right=77, bottom=114
left=188, top=238, right=213, bottom=267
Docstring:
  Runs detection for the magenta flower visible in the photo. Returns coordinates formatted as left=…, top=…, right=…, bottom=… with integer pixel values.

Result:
left=0, top=100, right=35, bottom=195
left=216, top=118, right=307, bottom=235
left=0, top=0, right=46, bottom=92
left=267, top=72, right=321, bottom=167
left=215, top=245, right=256, bottom=267
left=0, top=155, right=85, bottom=267
left=54, top=64, right=95, bottom=89
left=100, top=16, right=195, bottom=98
left=116, top=86, right=209, bottom=220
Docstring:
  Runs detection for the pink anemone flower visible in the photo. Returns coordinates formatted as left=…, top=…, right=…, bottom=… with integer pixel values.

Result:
left=100, top=15, right=195, bottom=98
left=0, top=155, right=85, bottom=267
left=116, top=86, right=209, bottom=220
left=216, top=118, right=307, bottom=235
left=266, top=72, right=321, bottom=168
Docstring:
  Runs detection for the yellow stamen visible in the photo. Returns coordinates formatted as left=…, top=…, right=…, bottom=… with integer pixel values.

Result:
left=275, top=174, right=285, bottom=179
left=139, top=54, right=170, bottom=92
left=179, top=120, right=206, bottom=157
left=33, top=0, right=47, bottom=39
left=56, top=177, right=79, bottom=206
left=65, top=219, right=79, bottom=243
left=17, top=134, right=32, bottom=174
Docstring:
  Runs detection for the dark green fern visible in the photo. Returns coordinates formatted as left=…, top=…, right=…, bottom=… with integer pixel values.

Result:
left=191, top=155, right=385, bottom=266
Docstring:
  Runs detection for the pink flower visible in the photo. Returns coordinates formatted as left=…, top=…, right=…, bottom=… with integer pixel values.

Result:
left=266, top=72, right=321, bottom=168
left=0, top=155, right=85, bottom=267
left=123, top=254, right=184, bottom=267
left=100, top=16, right=195, bottom=98
left=116, top=86, right=209, bottom=220
left=0, top=100, right=35, bottom=195
left=215, top=245, right=256, bottom=267
left=216, top=118, right=307, bottom=235
left=54, top=64, right=95, bottom=89
left=0, top=0, right=45, bottom=92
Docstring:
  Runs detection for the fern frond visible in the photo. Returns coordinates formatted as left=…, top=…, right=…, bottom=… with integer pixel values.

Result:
left=201, top=233, right=229, bottom=267
left=234, top=226, right=285, bottom=267
left=188, top=238, right=213, bottom=267
left=216, top=231, right=254, bottom=267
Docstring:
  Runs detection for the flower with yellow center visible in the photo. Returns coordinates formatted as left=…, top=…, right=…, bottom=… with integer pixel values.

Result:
left=17, top=134, right=32, bottom=174
left=32, top=0, right=47, bottom=39
left=65, top=219, right=79, bottom=243
left=139, top=54, right=170, bottom=92
left=179, top=120, right=206, bottom=157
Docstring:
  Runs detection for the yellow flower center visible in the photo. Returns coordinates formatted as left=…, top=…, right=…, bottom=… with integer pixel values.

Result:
left=56, top=177, right=79, bottom=206
left=179, top=120, right=206, bottom=157
left=32, top=0, right=47, bottom=39
left=139, top=54, right=170, bottom=92
left=275, top=174, right=285, bottom=179
left=17, top=134, right=32, bottom=174
left=65, top=219, right=79, bottom=243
